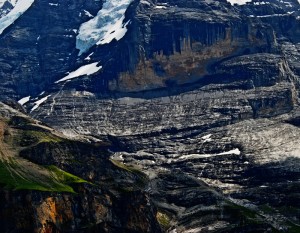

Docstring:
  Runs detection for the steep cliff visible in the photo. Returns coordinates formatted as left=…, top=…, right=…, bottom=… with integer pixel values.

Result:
left=0, top=102, right=161, bottom=233
left=0, top=0, right=300, bottom=232
left=0, top=0, right=299, bottom=100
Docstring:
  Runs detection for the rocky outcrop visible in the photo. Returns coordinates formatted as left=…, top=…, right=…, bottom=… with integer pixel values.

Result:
left=0, top=102, right=162, bottom=233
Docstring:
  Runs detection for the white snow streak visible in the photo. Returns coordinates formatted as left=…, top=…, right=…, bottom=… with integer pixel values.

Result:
left=0, top=0, right=35, bottom=35
left=55, top=62, right=102, bottom=83
left=18, top=96, right=30, bottom=105
left=217, top=148, right=241, bottom=156
left=155, top=5, right=167, bottom=9
left=177, top=148, right=241, bottom=161
left=31, top=95, right=51, bottom=112
left=84, top=52, right=94, bottom=61
left=76, top=0, right=133, bottom=55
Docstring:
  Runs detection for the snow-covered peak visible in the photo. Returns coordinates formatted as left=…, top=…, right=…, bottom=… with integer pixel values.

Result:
left=0, top=0, right=35, bottom=35
left=76, top=0, right=134, bottom=56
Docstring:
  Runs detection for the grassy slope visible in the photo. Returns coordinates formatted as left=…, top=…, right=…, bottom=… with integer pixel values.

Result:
left=0, top=157, right=88, bottom=193
left=0, top=116, right=88, bottom=193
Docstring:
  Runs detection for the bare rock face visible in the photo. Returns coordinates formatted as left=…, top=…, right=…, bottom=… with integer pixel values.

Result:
left=0, top=0, right=299, bottom=99
left=0, top=102, right=162, bottom=233
left=0, top=0, right=103, bottom=98
left=1, top=0, right=300, bottom=232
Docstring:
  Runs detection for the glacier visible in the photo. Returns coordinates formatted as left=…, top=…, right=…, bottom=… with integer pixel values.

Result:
left=76, top=0, right=134, bottom=56
left=0, top=0, right=35, bottom=35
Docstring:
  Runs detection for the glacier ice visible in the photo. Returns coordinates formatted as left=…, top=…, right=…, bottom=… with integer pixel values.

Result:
left=76, top=0, right=133, bottom=56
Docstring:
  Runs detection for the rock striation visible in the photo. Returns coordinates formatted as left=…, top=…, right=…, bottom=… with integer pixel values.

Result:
left=0, top=0, right=300, bottom=232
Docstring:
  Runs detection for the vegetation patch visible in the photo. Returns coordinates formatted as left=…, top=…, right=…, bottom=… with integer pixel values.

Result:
left=26, top=130, right=62, bottom=143
left=46, top=165, right=87, bottom=184
left=0, top=159, right=87, bottom=193
left=286, top=221, right=300, bottom=233
left=156, top=211, right=171, bottom=230
left=17, top=130, right=63, bottom=147
left=224, top=201, right=259, bottom=220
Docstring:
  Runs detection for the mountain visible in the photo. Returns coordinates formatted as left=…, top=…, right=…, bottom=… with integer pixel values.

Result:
left=0, top=0, right=300, bottom=232
left=0, top=101, right=161, bottom=232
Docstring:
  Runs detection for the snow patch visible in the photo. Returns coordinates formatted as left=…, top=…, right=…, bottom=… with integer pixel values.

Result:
left=76, top=0, right=134, bottom=55
left=253, top=1, right=269, bottom=5
left=201, top=134, right=212, bottom=140
left=155, top=5, right=167, bottom=9
left=0, top=0, right=35, bottom=35
left=227, top=0, right=251, bottom=5
left=31, top=95, right=51, bottom=112
left=201, top=134, right=213, bottom=143
left=217, top=148, right=241, bottom=156
left=55, top=62, right=102, bottom=83
left=18, top=96, right=30, bottom=105
left=83, top=9, right=93, bottom=17
left=84, top=52, right=94, bottom=61
left=140, top=0, right=151, bottom=6
left=178, top=148, right=241, bottom=161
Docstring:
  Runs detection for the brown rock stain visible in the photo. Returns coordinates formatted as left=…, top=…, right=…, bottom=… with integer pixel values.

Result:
left=112, top=28, right=238, bottom=92
left=37, top=197, right=74, bottom=233
left=111, top=22, right=276, bottom=93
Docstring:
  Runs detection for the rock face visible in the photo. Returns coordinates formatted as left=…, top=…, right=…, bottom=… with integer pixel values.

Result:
left=0, top=102, right=161, bottom=233
left=1, top=0, right=300, bottom=232
left=0, top=0, right=299, bottom=99
left=0, top=0, right=103, bottom=98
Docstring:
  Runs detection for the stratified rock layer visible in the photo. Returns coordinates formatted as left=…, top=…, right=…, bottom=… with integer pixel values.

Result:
left=0, top=0, right=300, bottom=232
